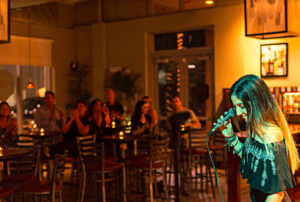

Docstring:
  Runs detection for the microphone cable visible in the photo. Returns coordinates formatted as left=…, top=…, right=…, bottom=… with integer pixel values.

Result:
left=206, top=129, right=225, bottom=202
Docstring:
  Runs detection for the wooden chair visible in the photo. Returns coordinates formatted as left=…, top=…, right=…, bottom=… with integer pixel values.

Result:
left=1, top=144, right=41, bottom=188
left=181, top=128, right=215, bottom=199
left=0, top=187, right=14, bottom=202
left=76, top=137, right=126, bottom=202
left=14, top=150, right=69, bottom=202
left=126, top=137, right=170, bottom=202
left=64, top=134, right=96, bottom=188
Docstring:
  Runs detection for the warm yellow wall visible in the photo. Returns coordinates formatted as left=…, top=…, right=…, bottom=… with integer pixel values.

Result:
left=7, top=21, right=74, bottom=112
left=101, top=3, right=300, bottom=116
left=92, top=23, right=106, bottom=101
left=104, top=4, right=246, bottom=113
left=52, top=27, right=74, bottom=110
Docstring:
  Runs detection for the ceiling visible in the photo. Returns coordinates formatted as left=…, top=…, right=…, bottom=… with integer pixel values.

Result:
left=10, top=0, right=91, bottom=9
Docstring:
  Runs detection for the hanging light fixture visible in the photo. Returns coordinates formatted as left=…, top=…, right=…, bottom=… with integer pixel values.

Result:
left=26, top=8, right=35, bottom=89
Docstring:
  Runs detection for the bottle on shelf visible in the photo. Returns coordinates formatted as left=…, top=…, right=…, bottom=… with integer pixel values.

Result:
left=274, top=52, right=278, bottom=76
left=111, top=117, right=116, bottom=129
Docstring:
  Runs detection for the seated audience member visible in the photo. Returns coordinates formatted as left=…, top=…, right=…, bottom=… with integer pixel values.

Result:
left=131, top=100, right=153, bottom=135
left=142, top=96, right=158, bottom=128
left=105, top=89, right=124, bottom=127
left=49, top=100, right=90, bottom=158
left=167, top=95, right=201, bottom=147
left=88, top=99, right=111, bottom=142
left=167, top=95, right=201, bottom=128
left=0, top=102, right=17, bottom=147
left=35, top=91, right=65, bottom=143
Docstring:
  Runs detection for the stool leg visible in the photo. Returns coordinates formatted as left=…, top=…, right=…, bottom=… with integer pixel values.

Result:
left=206, top=154, right=215, bottom=198
left=163, top=162, right=170, bottom=202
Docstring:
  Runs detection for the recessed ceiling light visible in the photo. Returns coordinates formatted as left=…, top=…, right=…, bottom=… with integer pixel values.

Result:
left=205, top=0, right=214, bottom=4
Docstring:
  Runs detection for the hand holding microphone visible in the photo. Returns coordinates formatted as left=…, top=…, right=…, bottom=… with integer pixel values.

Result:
left=213, top=108, right=235, bottom=137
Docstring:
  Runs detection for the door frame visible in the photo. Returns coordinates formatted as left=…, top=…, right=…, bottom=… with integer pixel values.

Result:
left=148, top=46, right=215, bottom=131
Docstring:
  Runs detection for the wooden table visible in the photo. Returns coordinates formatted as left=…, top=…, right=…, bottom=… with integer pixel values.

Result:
left=0, top=148, right=29, bottom=161
left=101, top=134, right=151, bottom=157
left=19, top=130, right=60, bottom=145
left=228, top=124, right=300, bottom=202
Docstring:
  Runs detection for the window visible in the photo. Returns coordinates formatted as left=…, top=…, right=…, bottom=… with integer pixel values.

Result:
left=1, top=65, right=51, bottom=132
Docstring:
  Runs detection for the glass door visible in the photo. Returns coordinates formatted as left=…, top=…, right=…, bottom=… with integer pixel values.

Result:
left=155, top=56, right=213, bottom=132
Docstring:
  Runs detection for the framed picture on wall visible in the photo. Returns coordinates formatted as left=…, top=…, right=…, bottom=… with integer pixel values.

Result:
left=261, top=43, right=288, bottom=78
left=244, top=0, right=287, bottom=37
left=0, top=0, right=10, bottom=44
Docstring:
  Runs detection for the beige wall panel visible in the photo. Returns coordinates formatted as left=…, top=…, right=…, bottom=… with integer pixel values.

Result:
left=0, top=35, right=52, bottom=66
left=104, top=3, right=300, bottom=115
left=52, top=28, right=74, bottom=112
left=92, top=23, right=106, bottom=101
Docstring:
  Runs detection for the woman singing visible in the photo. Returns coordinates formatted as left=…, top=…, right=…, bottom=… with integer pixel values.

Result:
left=217, top=74, right=299, bottom=202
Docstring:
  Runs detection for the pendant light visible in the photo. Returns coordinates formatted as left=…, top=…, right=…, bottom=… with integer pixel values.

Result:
left=26, top=9, right=35, bottom=89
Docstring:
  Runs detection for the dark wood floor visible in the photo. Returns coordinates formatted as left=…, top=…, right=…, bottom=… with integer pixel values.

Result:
left=62, top=164, right=252, bottom=202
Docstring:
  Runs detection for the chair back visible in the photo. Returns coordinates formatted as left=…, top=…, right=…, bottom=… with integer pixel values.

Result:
left=188, top=128, right=210, bottom=149
left=136, top=137, right=169, bottom=164
left=152, top=137, right=169, bottom=162
left=6, top=145, right=41, bottom=177
left=51, top=150, right=68, bottom=202
left=76, top=136, right=104, bottom=202
left=14, top=136, right=38, bottom=148
left=211, top=131, right=226, bottom=146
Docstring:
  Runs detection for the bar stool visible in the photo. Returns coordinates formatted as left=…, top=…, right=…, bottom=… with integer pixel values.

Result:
left=209, top=130, right=228, bottom=185
left=181, top=128, right=215, bottom=199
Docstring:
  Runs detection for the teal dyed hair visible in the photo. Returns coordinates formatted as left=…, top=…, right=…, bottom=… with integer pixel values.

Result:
left=230, top=74, right=279, bottom=137
left=230, top=74, right=300, bottom=173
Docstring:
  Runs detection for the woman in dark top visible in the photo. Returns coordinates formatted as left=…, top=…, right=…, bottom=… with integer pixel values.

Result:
left=88, top=99, right=111, bottom=142
left=49, top=100, right=90, bottom=158
left=131, top=100, right=153, bottom=135
left=216, top=75, right=298, bottom=201
left=0, top=102, right=17, bottom=147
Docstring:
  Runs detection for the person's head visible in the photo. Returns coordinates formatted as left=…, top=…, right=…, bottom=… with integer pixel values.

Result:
left=44, top=91, right=55, bottom=108
left=106, top=89, right=115, bottom=102
left=171, top=95, right=182, bottom=111
left=229, top=74, right=278, bottom=135
left=0, top=101, right=10, bottom=119
left=75, top=100, right=88, bottom=118
left=142, top=96, right=152, bottom=107
left=132, top=100, right=148, bottom=119
left=230, top=74, right=300, bottom=174
left=88, top=99, right=102, bottom=115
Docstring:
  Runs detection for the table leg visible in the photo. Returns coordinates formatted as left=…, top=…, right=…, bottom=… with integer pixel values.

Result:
left=227, top=147, right=241, bottom=202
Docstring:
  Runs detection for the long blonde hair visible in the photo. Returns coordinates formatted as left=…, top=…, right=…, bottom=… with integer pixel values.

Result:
left=230, top=75, right=300, bottom=173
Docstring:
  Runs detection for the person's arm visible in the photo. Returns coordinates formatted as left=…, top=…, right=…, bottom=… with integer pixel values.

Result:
left=265, top=191, right=284, bottom=202
left=10, top=118, right=18, bottom=137
left=215, top=112, right=244, bottom=158
left=185, top=110, right=201, bottom=128
left=62, top=117, right=73, bottom=133
left=131, top=117, right=147, bottom=135
left=132, top=124, right=149, bottom=135
left=150, top=109, right=158, bottom=127
left=58, top=109, right=65, bottom=129
left=94, top=113, right=102, bottom=128
left=75, top=118, right=89, bottom=136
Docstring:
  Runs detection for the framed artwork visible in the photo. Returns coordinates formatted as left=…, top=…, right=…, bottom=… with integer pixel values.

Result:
left=261, top=43, right=288, bottom=78
left=244, top=0, right=287, bottom=36
left=0, top=0, right=9, bottom=44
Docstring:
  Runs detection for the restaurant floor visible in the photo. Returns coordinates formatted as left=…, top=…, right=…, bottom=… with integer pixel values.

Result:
left=61, top=164, right=253, bottom=202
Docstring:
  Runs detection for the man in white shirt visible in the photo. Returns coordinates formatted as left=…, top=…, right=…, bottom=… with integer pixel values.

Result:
left=35, top=91, right=64, bottom=142
left=167, top=95, right=201, bottom=147
left=168, top=95, right=201, bottom=128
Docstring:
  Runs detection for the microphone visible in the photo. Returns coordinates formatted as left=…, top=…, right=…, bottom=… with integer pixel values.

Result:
left=212, top=108, right=235, bottom=132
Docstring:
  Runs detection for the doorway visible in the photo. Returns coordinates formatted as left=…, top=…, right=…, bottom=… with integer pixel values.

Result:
left=150, top=47, right=215, bottom=132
